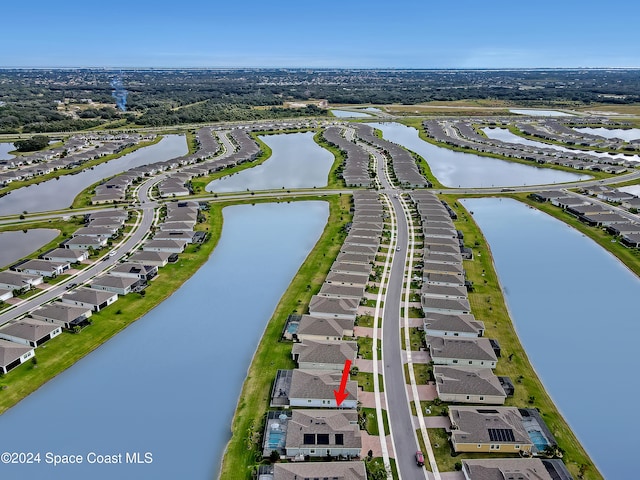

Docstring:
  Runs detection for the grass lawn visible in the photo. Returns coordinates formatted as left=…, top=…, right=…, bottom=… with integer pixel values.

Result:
left=218, top=194, right=353, bottom=480
left=437, top=195, right=602, bottom=480
left=357, top=336, right=374, bottom=360
left=401, top=327, right=424, bottom=351
left=356, top=314, right=375, bottom=328
left=353, top=372, right=383, bottom=393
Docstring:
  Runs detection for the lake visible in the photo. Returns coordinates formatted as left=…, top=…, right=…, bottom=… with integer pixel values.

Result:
left=574, top=127, right=640, bottom=142
left=0, top=135, right=188, bottom=217
left=0, top=143, right=15, bottom=161
left=206, top=131, right=334, bottom=193
left=369, top=122, right=589, bottom=187
left=510, top=109, right=575, bottom=116
left=483, top=127, right=640, bottom=163
left=0, top=200, right=328, bottom=480
left=462, top=197, right=640, bottom=479
left=330, top=110, right=373, bottom=118
left=0, top=228, right=59, bottom=268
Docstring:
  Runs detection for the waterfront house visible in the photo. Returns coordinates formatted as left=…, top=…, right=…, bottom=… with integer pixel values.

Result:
left=295, top=316, right=355, bottom=342
left=434, top=365, right=506, bottom=405
left=449, top=406, right=533, bottom=454
left=31, top=302, right=93, bottom=329
left=0, top=318, right=62, bottom=348
left=73, top=226, right=118, bottom=239
left=325, top=271, right=369, bottom=286
left=12, top=259, right=70, bottom=278
left=41, top=248, right=89, bottom=264
left=422, top=283, right=468, bottom=300
left=292, top=339, right=357, bottom=371
left=308, top=295, right=359, bottom=320
left=427, top=335, right=498, bottom=368
left=318, top=283, right=365, bottom=300
left=0, top=339, right=35, bottom=374
left=0, top=270, right=43, bottom=292
left=127, top=250, right=174, bottom=267
left=288, top=369, right=358, bottom=408
left=462, top=459, right=559, bottom=480
left=422, top=296, right=471, bottom=316
left=152, top=230, right=195, bottom=244
left=423, top=261, right=464, bottom=276
left=61, top=288, right=118, bottom=312
left=62, top=235, right=108, bottom=251
left=270, top=462, right=366, bottom=480
left=423, top=272, right=466, bottom=287
left=90, top=275, right=143, bottom=296
left=330, top=261, right=372, bottom=276
left=423, top=312, right=485, bottom=338
left=109, top=263, right=158, bottom=281
left=284, top=409, right=361, bottom=458
left=142, top=239, right=187, bottom=254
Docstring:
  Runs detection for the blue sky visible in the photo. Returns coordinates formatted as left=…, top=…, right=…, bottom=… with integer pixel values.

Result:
left=2, top=0, right=638, bottom=68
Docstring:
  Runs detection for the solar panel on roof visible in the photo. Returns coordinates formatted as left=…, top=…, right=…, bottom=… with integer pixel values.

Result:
left=488, top=428, right=515, bottom=442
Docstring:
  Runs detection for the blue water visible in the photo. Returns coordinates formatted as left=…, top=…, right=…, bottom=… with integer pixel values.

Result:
left=0, top=201, right=329, bottom=480
left=331, top=110, right=372, bottom=118
left=463, top=197, right=640, bottom=479
left=369, top=122, right=589, bottom=188
left=528, top=430, right=549, bottom=451
left=0, top=228, right=59, bottom=268
left=509, top=109, right=575, bottom=117
left=0, top=142, right=15, bottom=161
left=206, top=132, right=333, bottom=193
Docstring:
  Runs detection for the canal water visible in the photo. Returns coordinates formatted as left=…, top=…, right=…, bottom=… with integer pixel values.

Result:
left=483, top=127, right=640, bottom=163
left=206, top=131, right=334, bottom=193
left=369, top=122, right=589, bottom=188
left=330, top=109, right=373, bottom=118
left=0, top=143, right=15, bottom=161
left=0, top=201, right=329, bottom=480
left=461, top=197, right=640, bottom=479
left=574, top=127, right=640, bottom=142
left=0, top=135, right=188, bottom=217
left=509, top=109, right=575, bottom=116
left=0, top=229, right=59, bottom=268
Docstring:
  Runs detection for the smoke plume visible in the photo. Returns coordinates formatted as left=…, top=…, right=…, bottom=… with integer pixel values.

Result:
left=111, top=75, right=128, bottom=112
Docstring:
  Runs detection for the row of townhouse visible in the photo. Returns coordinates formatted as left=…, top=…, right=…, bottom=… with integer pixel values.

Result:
left=322, top=126, right=374, bottom=187
left=424, top=118, right=635, bottom=173
left=410, top=192, right=574, bottom=479
left=260, top=192, right=385, bottom=477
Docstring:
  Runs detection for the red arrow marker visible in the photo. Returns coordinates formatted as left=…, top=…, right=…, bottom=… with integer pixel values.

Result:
left=333, top=359, right=352, bottom=407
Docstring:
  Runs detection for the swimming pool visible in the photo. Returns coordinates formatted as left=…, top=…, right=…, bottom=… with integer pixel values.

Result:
left=527, top=429, right=549, bottom=451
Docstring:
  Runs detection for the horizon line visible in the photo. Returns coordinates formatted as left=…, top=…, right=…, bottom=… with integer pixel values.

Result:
left=1, top=66, right=640, bottom=71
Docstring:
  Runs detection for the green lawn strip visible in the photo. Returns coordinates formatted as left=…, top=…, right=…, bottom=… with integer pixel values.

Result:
left=399, top=117, right=614, bottom=182
left=410, top=400, right=447, bottom=417
left=0, top=205, right=222, bottom=413
left=412, top=363, right=430, bottom=385
left=416, top=429, right=429, bottom=470
left=354, top=371, right=384, bottom=394
left=357, top=336, right=374, bottom=360
left=0, top=136, right=163, bottom=197
left=365, top=457, right=399, bottom=480
left=218, top=194, right=352, bottom=480
left=408, top=306, right=424, bottom=319
left=356, top=314, right=375, bottom=328
left=314, top=130, right=347, bottom=189
left=427, top=428, right=520, bottom=472
left=400, top=327, right=424, bottom=351
left=438, top=195, right=602, bottom=480
left=608, top=178, right=640, bottom=189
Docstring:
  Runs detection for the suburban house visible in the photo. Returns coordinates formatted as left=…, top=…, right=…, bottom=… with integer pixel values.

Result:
left=462, top=459, right=562, bottom=480
left=159, top=221, right=194, bottom=232
left=0, top=339, right=35, bottom=374
left=427, top=335, right=498, bottom=368
left=0, top=289, right=13, bottom=302
left=295, top=316, right=355, bottom=342
left=308, top=296, right=359, bottom=320
left=423, top=272, right=466, bottom=287
left=152, top=230, right=195, bottom=244
left=422, top=296, right=471, bottom=315
left=330, top=261, right=372, bottom=276
left=61, top=288, right=118, bottom=312
left=270, top=462, right=366, bottom=480
left=325, top=271, right=369, bottom=286
left=288, top=369, right=358, bottom=408
left=318, top=283, right=365, bottom=300
left=434, top=365, right=507, bottom=405
left=0, top=270, right=43, bottom=292
left=422, top=283, right=468, bottom=299
left=73, top=226, right=118, bottom=238
left=449, top=406, right=533, bottom=454
left=142, top=239, right=187, bottom=253
left=340, top=244, right=377, bottom=257
left=12, top=259, right=70, bottom=278
left=62, top=235, right=108, bottom=251
left=31, top=302, right=93, bottom=329
left=284, top=409, right=361, bottom=458
left=90, top=275, right=143, bottom=295
left=0, top=318, right=62, bottom=348
left=423, top=313, right=485, bottom=338
left=423, top=261, right=464, bottom=276
left=41, top=248, right=89, bottom=263
left=292, top=339, right=358, bottom=371
left=87, top=210, right=128, bottom=223
left=127, top=250, right=175, bottom=267
left=109, top=263, right=158, bottom=281
left=335, top=252, right=375, bottom=265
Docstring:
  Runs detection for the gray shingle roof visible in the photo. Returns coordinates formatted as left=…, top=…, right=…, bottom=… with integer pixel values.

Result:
left=292, top=340, right=357, bottom=366
left=449, top=406, right=531, bottom=446
left=0, top=318, right=58, bottom=342
left=289, top=369, right=358, bottom=402
left=434, top=366, right=505, bottom=397
left=0, top=339, right=33, bottom=367
left=427, top=336, right=497, bottom=362
left=273, top=461, right=366, bottom=480
left=285, top=409, right=361, bottom=450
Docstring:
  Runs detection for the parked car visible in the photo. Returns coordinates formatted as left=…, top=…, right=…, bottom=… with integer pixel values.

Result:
left=415, top=451, right=424, bottom=467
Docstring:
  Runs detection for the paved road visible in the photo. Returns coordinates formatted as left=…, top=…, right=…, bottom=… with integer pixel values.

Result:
left=372, top=147, right=428, bottom=480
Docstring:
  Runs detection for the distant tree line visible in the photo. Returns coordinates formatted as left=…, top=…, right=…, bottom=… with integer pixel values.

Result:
left=1, top=69, right=639, bottom=132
